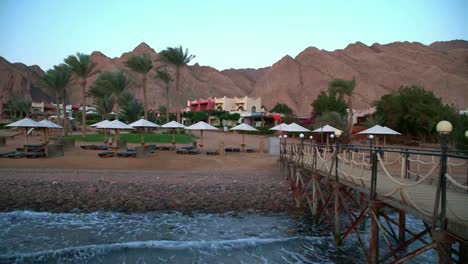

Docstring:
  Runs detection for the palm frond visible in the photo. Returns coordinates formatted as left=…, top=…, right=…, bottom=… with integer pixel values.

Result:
left=125, top=53, right=152, bottom=74
left=159, top=46, right=195, bottom=67
left=64, top=52, right=96, bottom=78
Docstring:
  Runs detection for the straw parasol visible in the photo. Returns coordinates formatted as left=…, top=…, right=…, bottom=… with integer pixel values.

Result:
left=185, top=121, right=219, bottom=149
left=161, top=121, right=187, bottom=146
left=91, top=120, right=111, bottom=142
left=283, top=123, right=311, bottom=133
left=129, top=119, right=160, bottom=145
left=358, top=125, right=401, bottom=145
left=38, top=120, right=63, bottom=157
left=269, top=123, right=289, bottom=131
left=312, top=124, right=342, bottom=145
left=6, top=118, right=47, bottom=153
left=230, top=123, right=259, bottom=151
left=97, top=120, right=134, bottom=150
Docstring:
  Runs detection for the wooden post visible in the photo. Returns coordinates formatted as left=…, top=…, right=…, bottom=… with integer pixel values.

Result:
left=334, top=183, right=342, bottom=245
left=460, top=241, right=468, bottom=264
left=432, top=230, right=453, bottom=263
left=399, top=210, right=406, bottom=244
left=141, top=129, right=144, bottom=146
left=312, top=176, right=318, bottom=224
left=369, top=201, right=380, bottom=264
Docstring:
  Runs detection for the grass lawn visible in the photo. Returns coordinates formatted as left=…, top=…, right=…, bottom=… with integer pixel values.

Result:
left=66, top=132, right=194, bottom=144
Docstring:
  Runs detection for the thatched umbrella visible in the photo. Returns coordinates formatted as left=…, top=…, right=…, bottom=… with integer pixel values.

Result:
left=312, top=124, right=342, bottom=145
left=161, top=121, right=186, bottom=147
left=6, top=118, right=47, bottom=153
left=129, top=119, right=160, bottom=145
left=230, top=123, right=259, bottom=151
left=97, top=120, right=134, bottom=151
left=185, top=121, right=219, bottom=149
left=90, top=120, right=111, bottom=142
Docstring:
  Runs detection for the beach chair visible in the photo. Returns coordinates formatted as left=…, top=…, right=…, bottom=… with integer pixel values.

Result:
left=157, top=145, right=175, bottom=151
left=206, top=150, right=219, bottom=155
left=0, top=151, right=16, bottom=158
left=7, top=152, right=26, bottom=158
left=176, top=148, right=189, bottom=154
left=26, top=152, right=46, bottom=158
left=148, top=144, right=157, bottom=153
left=246, top=148, right=256, bottom=153
left=116, top=150, right=136, bottom=157
left=98, top=151, right=115, bottom=158
left=224, top=147, right=233, bottom=152
left=188, top=148, right=201, bottom=155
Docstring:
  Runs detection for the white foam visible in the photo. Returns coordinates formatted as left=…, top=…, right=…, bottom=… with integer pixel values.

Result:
left=0, top=237, right=302, bottom=260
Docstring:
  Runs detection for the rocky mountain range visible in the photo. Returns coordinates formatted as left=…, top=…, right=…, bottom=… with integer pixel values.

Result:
left=1, top=40, right=467, bottom=115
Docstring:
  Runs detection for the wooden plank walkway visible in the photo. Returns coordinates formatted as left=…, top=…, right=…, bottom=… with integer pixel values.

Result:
left=310, top=153, right=468, bottom=241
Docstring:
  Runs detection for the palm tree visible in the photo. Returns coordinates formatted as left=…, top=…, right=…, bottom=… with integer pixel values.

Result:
left=41, top=64, right=72, bottom=135
left=93, top=94, right=114, bottom=120
left=328, top=77, right=356, bottom=138
left=64, top=53, right=96, bottom=137
left=155, top=67, right=173, bottom=122
left=89, top=71, right=128, bottom=120
left=159, top=46, right=195, bottom=121
left=41, top=69, right=62, bottom=123
left=124, top=54, right=152, bottom=120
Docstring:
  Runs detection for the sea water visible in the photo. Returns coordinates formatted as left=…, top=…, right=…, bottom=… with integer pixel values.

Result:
left=0, top=211, right=436, bottom=263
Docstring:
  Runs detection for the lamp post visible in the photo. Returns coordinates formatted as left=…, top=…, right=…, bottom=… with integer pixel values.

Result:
left=334, top=130, right=342, bottom=182
left=369, top=134, right=374, bottom=158
left=309, top=135, right=313, bottom=144
left=433, top=121, right=452, bottom=231
left=300, top=133, right=305, bottom=166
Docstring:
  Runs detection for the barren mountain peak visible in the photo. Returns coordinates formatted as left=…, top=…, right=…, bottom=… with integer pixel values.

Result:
left=132, top=42, right=157, bottom=54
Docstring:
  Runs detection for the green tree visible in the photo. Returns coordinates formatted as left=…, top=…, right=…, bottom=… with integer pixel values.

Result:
left=312, top=90, right=348, bottom=116
left=64, top=53, right=96, bottom=137
left=155, top=67, right=173, bottom=122
left=41, top=64, right=72, bottom=135
left=125, top=53, right=152, bottom=120
left=315, top=111, right=347, bottom=131
left=89, top=71, right=129, bottom=120
left=271, top=103, right=293, bottom=115
left=93, top=94, right=114, bottom=120
left=374, top=86, right=452, bottom=140
left=192, top=112, right=209, bottom=122
left=6, top=97, right=31, bottom=119
left=119, top=91, right=144, bottom=123
left=159, top=46, right=195, bottom=122
left=328, top=78, right=356, bottom=137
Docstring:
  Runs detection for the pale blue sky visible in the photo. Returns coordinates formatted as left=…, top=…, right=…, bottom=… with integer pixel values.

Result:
left=0, top=0, right=466, bottom=71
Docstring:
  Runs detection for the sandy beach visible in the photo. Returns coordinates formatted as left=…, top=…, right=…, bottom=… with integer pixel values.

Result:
left=0, top=130, right=299, bottom=214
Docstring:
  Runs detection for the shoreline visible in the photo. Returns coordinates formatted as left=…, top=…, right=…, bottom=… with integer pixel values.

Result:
left=0, top=168, right=301, bottom=215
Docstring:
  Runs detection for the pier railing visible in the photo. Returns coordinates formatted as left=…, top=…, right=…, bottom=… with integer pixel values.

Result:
left=280, top=141, right=468, bottom=263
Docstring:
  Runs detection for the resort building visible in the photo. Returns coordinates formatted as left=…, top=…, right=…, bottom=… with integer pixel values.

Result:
left=214, top=96, right=262, bottom=113
left=187, top=98, right=216, bottom=112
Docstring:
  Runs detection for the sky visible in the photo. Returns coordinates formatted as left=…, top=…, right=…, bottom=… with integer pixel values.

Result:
left=0, top=0, right=467, bottom=71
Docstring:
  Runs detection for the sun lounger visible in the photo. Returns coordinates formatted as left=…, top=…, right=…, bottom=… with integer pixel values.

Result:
left=157, top=145, right=176, bottom=151
left=116, top=150, right=136, bottom=157
left=188, top=148, right=201, bottom=155
left=98, top=151, right=115, bottom=158
left=225, top=147, right=240, bottom=152
left=246, top=148, right=256, bottom=153
left=148, top=144, right=157, bottom=153
left=81, top=145, right=109, bottom=150
left=206, top=150, right=219, bottom=155
left=0, top=151, right=16, bottom=158
left=25, top=152, right=46, bottom=158
left=6, top=152, right=26, bottom=158
left=176, top=148, right=189, bottom=154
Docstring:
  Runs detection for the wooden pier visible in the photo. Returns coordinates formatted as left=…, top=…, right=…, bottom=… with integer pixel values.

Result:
left=280, top=141, right=468, bottom=263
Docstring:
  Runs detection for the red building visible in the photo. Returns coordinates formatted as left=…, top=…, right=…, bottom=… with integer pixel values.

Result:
left=187, top=98, right=216, bottom=112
